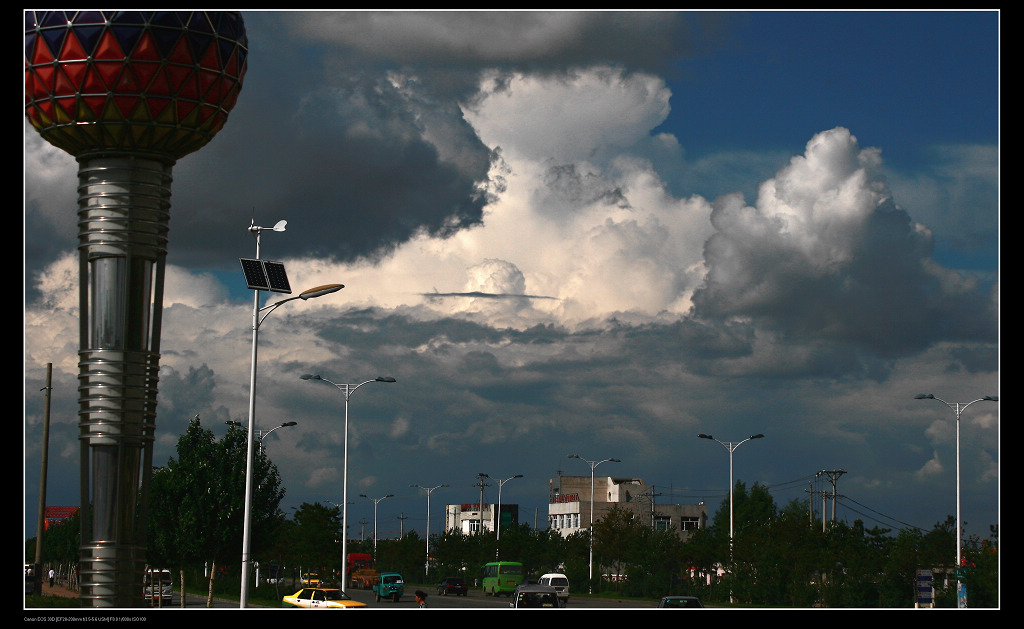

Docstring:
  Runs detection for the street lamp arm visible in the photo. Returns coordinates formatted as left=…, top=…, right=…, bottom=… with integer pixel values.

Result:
left=257, top=284, right=344, bottom=326
left=915, top=393, right=998, bottom=414
left=301, top=373, right=396, bottom=400
left=258, top=421, right=297, bottom=443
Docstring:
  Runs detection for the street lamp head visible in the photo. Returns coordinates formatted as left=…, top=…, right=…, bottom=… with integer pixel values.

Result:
left=299, top=283, right=344, bottom=300
left=514, top=474, right=524, bottom=479
left=300, top=374, right=322, bottom=381
left=567, top=454, right=580, bottom=459
left=982, top=396, right=999, bottom=402
left=281, top=422, right=297, bottom=427
left=609, top=458, right=621, bottom=463
left=914, top=394, right=935, bottom=400
left=375, top=377, right=397, bottom=383
left=750, top=434, right=764, bottom=440
left=697, top=433, right=713, bottom=440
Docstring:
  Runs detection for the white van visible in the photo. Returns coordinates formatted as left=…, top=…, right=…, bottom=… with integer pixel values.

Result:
left=538, top=573, right=569, bottom=605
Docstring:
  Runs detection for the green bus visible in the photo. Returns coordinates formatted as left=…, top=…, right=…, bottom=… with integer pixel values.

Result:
left=481, top=561, right=523, bottom=596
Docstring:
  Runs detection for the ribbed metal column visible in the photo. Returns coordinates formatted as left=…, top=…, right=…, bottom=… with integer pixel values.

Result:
left=75, top=154, right=171, bottom=607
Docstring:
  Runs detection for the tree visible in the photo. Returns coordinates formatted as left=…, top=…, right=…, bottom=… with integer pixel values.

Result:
left=147, top=416, right=286, bottom=604
left=289, top=502, right=342, bottom=579
left=593, top=505, right=645, bottom=591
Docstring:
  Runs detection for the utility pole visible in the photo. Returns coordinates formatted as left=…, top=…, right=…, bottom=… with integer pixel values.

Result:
left=817, top=470, right=846, bottom=527
left=807, top=481, right=814, bottom=525
left=396, top=512, right=407, bottom=538
left=32, top=363, right=53, bottom=596
left=473, top=474, right=490, bottom=534
left=639, top=487, right=662, bottom=529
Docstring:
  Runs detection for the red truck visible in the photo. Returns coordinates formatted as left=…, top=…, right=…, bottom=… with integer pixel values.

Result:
left=346, top=553, right=378, bottom=589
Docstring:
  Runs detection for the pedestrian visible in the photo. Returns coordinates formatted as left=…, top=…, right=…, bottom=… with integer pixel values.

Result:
left=414, top=590, right=428, bottom=608
left=48, top=568, right=55, bottom=588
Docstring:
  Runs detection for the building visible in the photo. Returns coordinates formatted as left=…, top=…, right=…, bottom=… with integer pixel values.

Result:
left=445, top=503, right=519, bottom=535
left=44, top=506, right=79, bottom=531
left=548, top=475, right=707, bottom=540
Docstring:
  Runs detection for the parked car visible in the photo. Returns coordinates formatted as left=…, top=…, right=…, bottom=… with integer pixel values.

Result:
left=537, top=573, right=569, bottom=604
left=373, top=572, right=405, bottom=602
left=282, top=587, right=366, bottom=608
left=436, top=577, right=468, bottom=596
left=657, top=595, right=703, bottom=608
left=509, top=584, right=561, bottom=608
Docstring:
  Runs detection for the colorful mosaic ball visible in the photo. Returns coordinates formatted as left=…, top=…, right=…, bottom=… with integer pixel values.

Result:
left=25, top=11, right=247, bottom=160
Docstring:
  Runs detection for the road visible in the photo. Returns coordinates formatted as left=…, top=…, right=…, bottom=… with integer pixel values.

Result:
left=34, top=582, right=658, bottom=609
left=338, top=586, right=658, bottom=609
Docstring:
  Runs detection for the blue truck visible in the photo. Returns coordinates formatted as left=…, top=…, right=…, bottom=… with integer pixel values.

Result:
left=373, top=572, right=404, bottom=602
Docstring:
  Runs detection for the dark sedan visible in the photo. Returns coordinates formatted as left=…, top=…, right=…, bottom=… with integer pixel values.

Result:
left=436, top=577, right=468, bottom=596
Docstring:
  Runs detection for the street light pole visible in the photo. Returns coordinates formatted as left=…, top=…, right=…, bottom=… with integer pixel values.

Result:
left=239, top=221, right=343, bottom=608
left=360, top=494, right=394, bottom=556
left=914, top=393, right=998, bottom=608
left=301, top=374, right=396, bottom=593
left=698, top=432, right=763, bottom=603
left=411, top=483, right=448, bottom=578
left=480, top=474, right=522, bottom=558
left=567, top=454, right=620, bottom=593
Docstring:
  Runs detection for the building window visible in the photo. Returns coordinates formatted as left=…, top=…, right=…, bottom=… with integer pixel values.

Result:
left=680, top=516, right=700, bottom=531
left=653, top=516, right=672, bottom=531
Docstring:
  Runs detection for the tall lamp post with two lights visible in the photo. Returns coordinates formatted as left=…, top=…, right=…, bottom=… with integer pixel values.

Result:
left=360, top=493, right=394, bottom=556
left=567, top=454, right=619, bottom=592
left=914, top=393, right=998, bottom=607
left=479, top=473, right=522, bottom=557
left=238, top=220, right=344, bottom=607
left=302, top=373, right=396, bottom=591
left=697, top=432, right=763, bottom=604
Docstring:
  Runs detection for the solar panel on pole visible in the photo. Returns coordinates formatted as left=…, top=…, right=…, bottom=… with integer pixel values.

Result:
left=240, top=258, right=292, bottom=294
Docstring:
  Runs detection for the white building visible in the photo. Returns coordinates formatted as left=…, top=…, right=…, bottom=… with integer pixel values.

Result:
left=445, top=503, right=519, bottom=535
left=548, top=475, right=707, bottom=540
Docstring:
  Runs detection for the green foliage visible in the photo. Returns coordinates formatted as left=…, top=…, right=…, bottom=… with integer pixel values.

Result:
left=288, top=501, right=342, bottom=577
left=146, top=416, right=286, bottom=576
left=26, top=511, right=81, bottom=565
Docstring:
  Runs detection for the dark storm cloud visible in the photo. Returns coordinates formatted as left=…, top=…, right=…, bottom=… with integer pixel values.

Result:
left=166, top=63, right=494, bottom=269
left=158, top=11, right=725, bottom=272
left=286, top=11, right=724, bottom=90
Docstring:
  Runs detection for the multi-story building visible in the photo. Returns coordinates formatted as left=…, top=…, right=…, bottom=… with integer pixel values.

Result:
left=445, top=502, right=519, bottom=535
left=548, top=475, right=707, bottom=540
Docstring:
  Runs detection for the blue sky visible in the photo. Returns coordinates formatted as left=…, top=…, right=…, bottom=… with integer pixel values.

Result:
left=26, top=11, right=998, bottom=547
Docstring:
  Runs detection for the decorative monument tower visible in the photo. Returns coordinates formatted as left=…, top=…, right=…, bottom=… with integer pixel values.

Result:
left=25, top=11, right=247, bottom=607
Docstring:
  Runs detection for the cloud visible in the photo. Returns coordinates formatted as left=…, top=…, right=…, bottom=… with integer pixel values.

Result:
left=915, top=451, right=944, bottom=479
left=690, top=127, right=997, bottom=357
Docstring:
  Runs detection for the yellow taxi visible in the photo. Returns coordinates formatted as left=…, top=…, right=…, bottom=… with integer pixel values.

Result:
left=282, top=587, right=367, bottom=608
